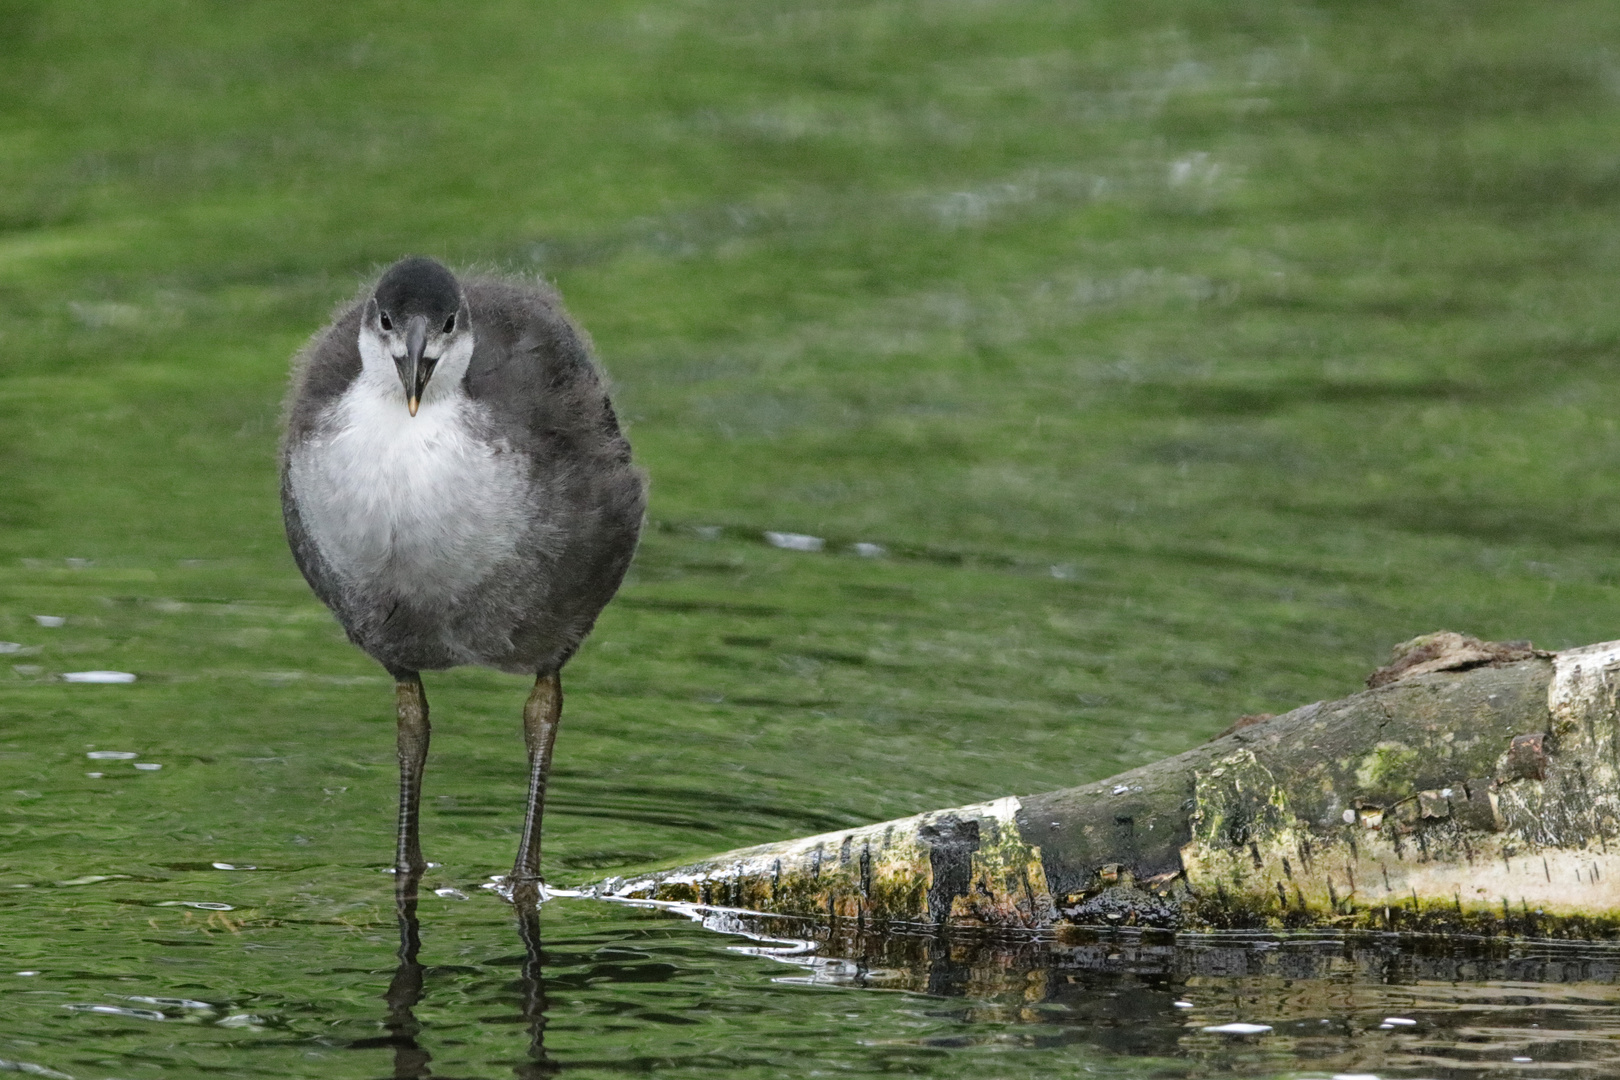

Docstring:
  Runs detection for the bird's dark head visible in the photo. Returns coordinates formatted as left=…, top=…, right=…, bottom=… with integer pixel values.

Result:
left=360, top=256, right=473, bottom=417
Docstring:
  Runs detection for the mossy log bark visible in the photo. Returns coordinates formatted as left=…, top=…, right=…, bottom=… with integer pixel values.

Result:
left=594, top=639, right=1620, bottom=937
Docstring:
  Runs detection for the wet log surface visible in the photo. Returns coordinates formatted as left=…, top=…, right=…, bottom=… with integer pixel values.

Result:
left=592, top=638, right=1620, bottom=937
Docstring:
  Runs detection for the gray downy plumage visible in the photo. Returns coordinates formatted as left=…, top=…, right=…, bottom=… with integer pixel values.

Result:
left=280, top=261, right=646, bottom=679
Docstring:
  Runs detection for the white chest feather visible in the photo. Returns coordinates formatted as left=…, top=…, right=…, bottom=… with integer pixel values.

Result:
left=289, top=374, right=532, bottom=602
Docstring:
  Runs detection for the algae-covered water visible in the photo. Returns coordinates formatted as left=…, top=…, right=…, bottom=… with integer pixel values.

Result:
left=7, top=0, right=1620, bottom=1075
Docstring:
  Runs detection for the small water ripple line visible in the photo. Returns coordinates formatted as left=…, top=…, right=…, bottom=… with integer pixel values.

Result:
left=52, top=874, right=129, bottom=888
left=126, top=995, right=212, bottom=1010
left=547, top=887, right=891, bottom=992
left=59, top=997, right=262, bottom=1033
left=215, top=1013, right=266, bottom=1030
left=0, top=1057, right=73, bottom=1079
left=63, top=1003, right=167, bottom=1022
left=765, top=530, right=824, bottom=552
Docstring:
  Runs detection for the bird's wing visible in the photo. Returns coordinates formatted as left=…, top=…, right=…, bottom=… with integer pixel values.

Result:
left=461, top=277, right=631, bottom=468
left=281, top=298, right=365, bottom=447
left=461, top=276, right=648, bottom=621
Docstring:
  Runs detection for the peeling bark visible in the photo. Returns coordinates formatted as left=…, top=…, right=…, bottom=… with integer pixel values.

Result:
left=593, top=639, right=1620, bottom=938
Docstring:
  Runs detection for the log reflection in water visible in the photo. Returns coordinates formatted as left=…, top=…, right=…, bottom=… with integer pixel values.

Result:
left=681, top=905, right=1620, bottom=1072
left=694, top=909, right=1620, bottom=996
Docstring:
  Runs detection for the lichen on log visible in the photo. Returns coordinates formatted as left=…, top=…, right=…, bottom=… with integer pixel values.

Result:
left=593, top=638, right=1620, bottom=938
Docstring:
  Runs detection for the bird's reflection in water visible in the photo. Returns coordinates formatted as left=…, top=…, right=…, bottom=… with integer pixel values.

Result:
left=353, top=874, right=555, bottom=1079
left=511, top=882, right=559, bottom=1080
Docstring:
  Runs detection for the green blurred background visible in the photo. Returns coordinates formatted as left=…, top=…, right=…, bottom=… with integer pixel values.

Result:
left=5, top=0, right=1620, bottom=867
left=4, top=1, right=1620, bottom=1072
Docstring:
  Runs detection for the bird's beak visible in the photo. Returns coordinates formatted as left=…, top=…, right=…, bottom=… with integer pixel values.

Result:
left=404, top=316, right=429, bottom=417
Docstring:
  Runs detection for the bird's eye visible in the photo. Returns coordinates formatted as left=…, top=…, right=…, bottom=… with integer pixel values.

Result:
left=442, top=314, right=456, bottom=334
left=379, top=311, right=393, bottom=331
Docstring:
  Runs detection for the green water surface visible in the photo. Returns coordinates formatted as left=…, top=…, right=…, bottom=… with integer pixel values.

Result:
left=6, top=0, right=1620, bottom=1075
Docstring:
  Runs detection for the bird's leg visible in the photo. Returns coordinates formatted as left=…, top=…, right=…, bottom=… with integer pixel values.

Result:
left=511, top=672, right=562, bottom=895
left=394, top=673, right=431, bottom=876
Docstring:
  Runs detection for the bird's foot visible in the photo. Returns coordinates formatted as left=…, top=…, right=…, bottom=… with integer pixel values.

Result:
left=388, top=861, right=435, bottom=876
left=488, top=874, right=555, bottom=907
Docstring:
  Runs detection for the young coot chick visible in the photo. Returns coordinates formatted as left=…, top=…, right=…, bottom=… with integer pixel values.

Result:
left=280, top=256, right=646, bottom=897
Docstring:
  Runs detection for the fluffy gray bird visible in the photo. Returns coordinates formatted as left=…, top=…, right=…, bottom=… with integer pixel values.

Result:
left=280, top=256, right=646, bottom=895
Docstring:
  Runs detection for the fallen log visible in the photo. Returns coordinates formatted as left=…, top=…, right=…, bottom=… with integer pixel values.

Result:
left=593, top=636, right=1620, bottom=937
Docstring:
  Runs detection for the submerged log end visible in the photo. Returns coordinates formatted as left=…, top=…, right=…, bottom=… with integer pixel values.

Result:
left=596, top=795, right=1057, bottom=929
